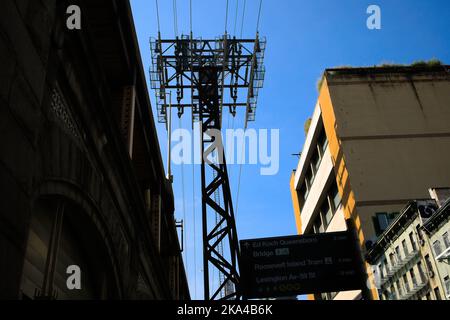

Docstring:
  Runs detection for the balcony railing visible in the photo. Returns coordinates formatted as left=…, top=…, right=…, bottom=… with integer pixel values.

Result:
left=379, top=274, right=390, bottom=287
left=397, top=272, right=429, bottom=300
left=400, top=279, right=429, bottom=300
left=386, top=293, right=397, bottom=301
left=385, top=248, right=420, bottom=282
left=400, top=248, right=420, bottom=267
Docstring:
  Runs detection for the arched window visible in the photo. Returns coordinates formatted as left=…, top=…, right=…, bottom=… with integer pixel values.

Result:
left=20, top=198, right=117, bottom=300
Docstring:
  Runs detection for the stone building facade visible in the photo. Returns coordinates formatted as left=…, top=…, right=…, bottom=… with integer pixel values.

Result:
left=0, top=0, right=189, bottom=299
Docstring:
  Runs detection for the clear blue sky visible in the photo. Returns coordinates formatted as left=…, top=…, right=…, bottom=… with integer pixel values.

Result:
left=130, top=0, right=450, bottom=299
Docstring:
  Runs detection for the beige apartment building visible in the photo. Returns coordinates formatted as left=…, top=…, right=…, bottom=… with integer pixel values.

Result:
left=290, top=65, right=450, bottom=300
left=422, top=190, right=450, bottom=299
left=366, top=198, right=445, bottom=300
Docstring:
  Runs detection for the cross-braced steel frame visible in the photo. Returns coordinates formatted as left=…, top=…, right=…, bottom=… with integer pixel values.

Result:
left=150, top=33, right=266, bottom=300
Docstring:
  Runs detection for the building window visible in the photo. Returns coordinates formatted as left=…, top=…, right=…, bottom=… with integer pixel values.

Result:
left=330, top=182, right=341, bottom=211
left=321, top=200, right=333, bottom=230
left=299, top=184, right=307, bottom=211
left=443, top=232, right=450, bottom=249
left=416, top=225, right=423, bottom=242
left=308, top=181, right=342, bottom=233
left=373, top=213, right=390, bottom=237
left=434, top=287, right=442, bottom=300
left=378, top=213, right=390, bottom=230
left=433, top=240, right=443, bottom=256
left=389, top=253, right=396, bottom=268
left=299, top=122, right=330, bottom=206
left=395, top=246, right=402, bottom=262
left=402, top=240, right=409, bottom=258
left=390, top=285, right=397, bottom=300
left=313, top=214, right=324, bottom=234
left=425, top=254, right=434, bottom=276
left=310, top=150, right=321, bottom=174
left=305, top=167, right=314, bottom=191
left=410, top=269, right=417, bottom=287
left=379, top=261, right=385, bottom=279
left=402, top=274, right=410, bottom=293
left=417, top=262, right=426, bottom=283
left=317, top=127, right=328, bottom=156
left=444, top=276, right=450, bottom=297
left=395, top=280, right=402, bottom=298
left=409, top=232, right=417, bottom=251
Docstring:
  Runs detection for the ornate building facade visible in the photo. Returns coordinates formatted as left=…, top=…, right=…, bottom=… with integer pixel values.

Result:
left=0, top=0, right=189, bottom=299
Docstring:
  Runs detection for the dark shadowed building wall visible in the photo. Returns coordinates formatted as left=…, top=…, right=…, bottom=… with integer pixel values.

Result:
left=0, top=0, right=189, bottom=300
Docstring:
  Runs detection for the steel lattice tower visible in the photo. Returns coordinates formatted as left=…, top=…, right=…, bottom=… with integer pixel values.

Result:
left=150, top=33, right=266, bottom=300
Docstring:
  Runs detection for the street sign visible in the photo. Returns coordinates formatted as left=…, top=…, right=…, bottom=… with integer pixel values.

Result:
left=239, top=231, right=363, bottom=299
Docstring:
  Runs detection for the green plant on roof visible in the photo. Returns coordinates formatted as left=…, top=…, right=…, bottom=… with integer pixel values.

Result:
left=411, top=59, right=442, bottom=67
left=379, top=63, right=405, bottom=68
left=304, top=118, right=312, bottom=136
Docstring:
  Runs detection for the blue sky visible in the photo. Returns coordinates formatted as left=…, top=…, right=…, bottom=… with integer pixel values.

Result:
left=130, top=0, right=450, bottom=299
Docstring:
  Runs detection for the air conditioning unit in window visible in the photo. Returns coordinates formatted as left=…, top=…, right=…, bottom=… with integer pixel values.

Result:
left=428, top=270, right=435, bottom=278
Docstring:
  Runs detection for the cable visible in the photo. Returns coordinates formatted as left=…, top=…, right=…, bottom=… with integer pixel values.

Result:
left=179, top=118, right=188, bottom=284
left=155, top=0, right=161, bottom=32
left=256, top=0, right=263, bottom=33
left=225, top=0, right=229, bottom=33
left=190, top=0, right=193, bottom=34
left=192, top=157, right=197, bottom=298
left=173, top=0, right=179, bottom=37
left=233, top=0, right=239, bottom=36
left=240, top=0, right=246, bottom=38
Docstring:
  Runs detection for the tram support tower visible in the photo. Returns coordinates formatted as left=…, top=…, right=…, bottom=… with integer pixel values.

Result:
left=150, top=33, right=266, bottom=300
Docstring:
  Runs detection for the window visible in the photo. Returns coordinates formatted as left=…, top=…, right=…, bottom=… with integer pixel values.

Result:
left=313, top=214, right=324, bottom=234
left=434, top=287, right=442, bottom=300
left=310, top=150, right=321, bottom=174
left=317, top=128, right=328, bottom=155
left=378, top=213, right=390, bottom=230
left=426, top=292, right=432, bottom=300
left=390, top=285, right=397, bottom=300
left=330, top=182, right=341, bottom=211
left=409, top=232, right=417, bottom=251
left=396, top=280, right=402, bottom=297
left=305, top=168, right=314, bottom=190
left=300, top=124, right=330, bottom=204
left=395, top=246, right=401, bottom=261
left=403, top=274, right=410, bottom=293
left=389, top=253, right=396, bottom=267
left=309, top=181, right=341, bottom=233
left=443, top=232, right=450, bottom=249
left=321, top=200, right=332, bottom=230
left=417, top=262, right=425, bottom=282
left=416, top=225, right=423, bottom=241
left=304, top=185, right=310, bottom=202
left=319, top=292, right=337, bottom=300
left=402, top=239, right=409, bottom=257
left=299, top=184, right=307, bottom=211
left=379, top=261, right=385, bottom=279
left=373, top=213, right=391, bottom=236
left=410, top=269, right=417, bottom=287
left=425, top=254, right=434, bottom=274
left=444, top=276, right=450, bottom=297
left=433, top=240, right=443, bottom=256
